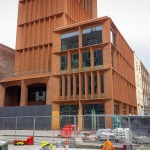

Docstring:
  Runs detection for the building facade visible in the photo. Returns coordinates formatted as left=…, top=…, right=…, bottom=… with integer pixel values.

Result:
left=141, top=63, right=150, bottom=115
left=0, top=44, right=14, bottom=79
left=0, top=0, right=137, bottom=128
left=134, top=53, right=144, bottom=115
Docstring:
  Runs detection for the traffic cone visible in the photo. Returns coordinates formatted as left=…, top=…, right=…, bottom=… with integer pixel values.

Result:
left=65, top=138, right=68, bottom=150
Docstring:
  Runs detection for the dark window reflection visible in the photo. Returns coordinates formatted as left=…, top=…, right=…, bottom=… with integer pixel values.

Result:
left=61, top=31, right=79, bottom=51
left=76, top=77, right=79, bottom=95
left=100, top=74, right=104, bottom=93
left=94, top=49, right=103, bottom=66
left=82, top=51, right=90, bottom=67
left=82, top=26, right=102, bottom=47
left=94, top=75, right=97, bottom=94
left=61, top=55, right=68, bottom=70
left=60, top=79, right=62, bottom=96
left=28, top=84, right=46, bottom=102
left=88, top=76, right=91, bottom=94
left=71, top=53, right=79, bottom=69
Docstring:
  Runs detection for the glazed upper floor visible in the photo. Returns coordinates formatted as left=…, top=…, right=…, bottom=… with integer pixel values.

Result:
left=54, top=17, right=134, bottom=67
left=1, top=17, right=135, bottom=86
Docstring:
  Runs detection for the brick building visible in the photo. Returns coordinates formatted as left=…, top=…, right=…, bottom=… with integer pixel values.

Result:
left=0, top=0, right=137, bottom=128
left=0, top=44, right=14, bottom=79
left=141, top=63, right=150, bottom=115
left=134, top=53, right=144, bottom=115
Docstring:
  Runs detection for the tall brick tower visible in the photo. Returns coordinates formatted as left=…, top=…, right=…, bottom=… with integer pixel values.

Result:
left=0, top=0, right=97, bottom=110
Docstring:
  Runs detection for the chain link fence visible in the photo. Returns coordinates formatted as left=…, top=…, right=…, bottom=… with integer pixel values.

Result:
left=0, top=115, right=150, bottom=147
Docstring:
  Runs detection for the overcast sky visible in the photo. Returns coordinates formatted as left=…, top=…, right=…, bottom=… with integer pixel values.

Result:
left=0, top=0, right=149, bottom=72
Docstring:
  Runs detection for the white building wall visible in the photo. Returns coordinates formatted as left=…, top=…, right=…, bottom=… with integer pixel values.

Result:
left=134, top=53, right=144, bottom=115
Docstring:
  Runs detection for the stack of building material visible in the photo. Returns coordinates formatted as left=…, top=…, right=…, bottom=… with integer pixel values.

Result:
left=96, top=129, right=116, bottom=141
left=112, top=128, right=132, bottom=140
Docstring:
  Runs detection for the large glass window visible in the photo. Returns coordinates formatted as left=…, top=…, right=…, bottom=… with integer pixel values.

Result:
left=82, top=76, right=85, bottom=94
left=60, top=79, right=62, bottom=96
left=71, top=53, right=79, bottom=69
left=71, top=77, right=73, bottom=95
left=28, top=84, right=46, bottom=102
left=61, top=55, right=68, bottom=70
left=82, top=26, right=102, bottom=47
left=94, top=75, right=97, bottom=94
left=61, top=31, right=79, bottom=51
left=83, top=104, right=104, bottom=115
left=76, top=77, right=79, bottom=95
left=88, top=76, right=91, bottom=94
left=100, top=74, right=104, bottom=93
left=110, top=30, right=116, bottom=46
left=65, top=77, right=67, bottom=96
left=94, top=49, right=103, bottom=66
left=82, top=51, right=90, bottom=67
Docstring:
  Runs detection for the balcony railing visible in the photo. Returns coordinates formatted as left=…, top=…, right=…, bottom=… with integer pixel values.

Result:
left=0, top=67, right=51, bottom=79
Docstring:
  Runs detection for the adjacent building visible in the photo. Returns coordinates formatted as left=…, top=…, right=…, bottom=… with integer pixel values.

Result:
left=0, top=0, right=139, bottom=129
left=0, top=44, right=14, bottom=79
left=141, top=63, right=150, bottom=115
left=134, top=53, right=144, bottom=115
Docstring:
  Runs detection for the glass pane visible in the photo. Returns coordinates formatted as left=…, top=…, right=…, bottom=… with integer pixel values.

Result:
left=71, top=53, right=79, bottom=69
left=60, top=79, right=62, bottom=96
left=100, top=74, right=104, bottom=93
left=88, top=76, right=91, bottom=94
left=61, top=55, right=67, bottom=70
left=94, top=75, right=97, bottom=94
left=94, top=50, right=103, bottom=66
left=82, top=51, right=90, bottom=67
left=82, top=26, right=102, bottom=47
left=76, top=77, right=79, bottom=95
left=61, top=31, right=79, bottom=51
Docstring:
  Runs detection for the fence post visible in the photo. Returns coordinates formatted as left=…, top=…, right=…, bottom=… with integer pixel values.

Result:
left=128, top=115, right=131, bottom=139
left=15, top=117, right=17, bottom=140
left=74, top=116, right=77, bottom=147
left=33, top=116, right=36, bottom=144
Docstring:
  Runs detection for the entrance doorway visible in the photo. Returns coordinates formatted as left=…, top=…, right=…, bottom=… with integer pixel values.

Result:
left=83, top=104, right=104, bottom=130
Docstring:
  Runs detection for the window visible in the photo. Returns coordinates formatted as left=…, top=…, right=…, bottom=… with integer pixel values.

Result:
left=123, top=105, right=126, bottom=115
left=76, top=77, right=79, bottom=95
left=61, top=31, right=79, bottom=51
left=71, top=53, right=79, bottom=69
left=60, top=78, right=62, bottom=96
left=110, top=30, right=116, bottom=46
left=65, top=77, right=67, bottom=96
left=88, top=76, right=91, bottom=94
left=82, top=51, right=90, bottom=67
left=94, top=49, right=103, bottom=66
left=94, top=75, right=97, bottom=94
left=100, top=74, right=104, bottom=93
left=71, top=77, right=73, bottom=95
left=82, top=76, right=85, bottom=94
left=61, top=55, right=68, bottom=70
left=82, top=26, right=102, bottom=47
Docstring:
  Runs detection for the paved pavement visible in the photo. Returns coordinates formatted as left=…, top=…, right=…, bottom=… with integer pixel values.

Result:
left=0, top=130, right=150, bottom=150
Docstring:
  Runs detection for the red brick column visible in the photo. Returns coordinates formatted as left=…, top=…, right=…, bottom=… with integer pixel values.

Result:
left=62, top=75, right=65, bottom=100
left=79, top=73, right=82, bottom=99
left=67, top=75, right=71, bottom=100
left=20, top=80, right=28, bottom=106
left=85, top=73, right=88, bottom=99
left=91, top=72, right=94, bottom=99
left=105, top=99, right=114, bottom=129
left=73, top=74, right=76, bottom=100
left=0, top=84, right=5, bottom=106
left=46, top=77, right=52, bottom=105
left=97, top=71, right=100, bottom=98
